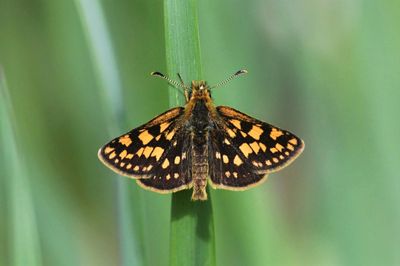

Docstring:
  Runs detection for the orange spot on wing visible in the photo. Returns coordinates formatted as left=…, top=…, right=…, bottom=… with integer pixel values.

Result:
left=289, top=138, right=298, bottom=145
left=138, top=130, right=154, bottom=145
left=249, top=142, right=260, bottom=154
left=275, top=143, right=284, bottom=152
left=227, top=128, right=236, bottom=138
left=119, top=150, right=127, bottom=159
left=151, top=147, right=164, bottom=161
left=143, top=146, right=153, bottom=158
left=233, top=155, right=243, bottom=166
left=162, top=158, right=170, bottom=169
left=259, top=142, right=267, bottom=152
left=270, top=128, right=283, bottom=140
left=248, top=125, right=263, bottom=140
left=230, top=119, right=242, bottom=129
left=119, top=135, right=132, bottom=147
left=270, top=147, right=278, bottom=153
left=159, top=122, right=171, bottom=133
left=109, top=151, right=117, bottom=159
left=136, top=147, right=144, bottom=156
left=104, top=146, right=114, bottom=154
left=239, top=143, right=253, bottom=158
left=166, top=130, right=175, bottom=140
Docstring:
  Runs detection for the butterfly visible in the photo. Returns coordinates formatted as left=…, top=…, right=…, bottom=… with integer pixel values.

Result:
left=98, top=70, right=304, bottom=200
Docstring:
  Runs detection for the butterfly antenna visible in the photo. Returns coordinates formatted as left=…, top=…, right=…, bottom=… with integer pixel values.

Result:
left=151, top=71, right=188, bottom=90
left=177, top=73, right=185, bottom=86
left=210, top=69, right=248, bottom=89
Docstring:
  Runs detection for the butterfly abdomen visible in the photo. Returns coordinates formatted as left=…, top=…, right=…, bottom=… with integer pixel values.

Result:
left=192, top=137, right=208, bottom=200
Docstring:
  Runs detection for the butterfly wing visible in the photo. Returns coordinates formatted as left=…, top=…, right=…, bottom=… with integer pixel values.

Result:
left=136, top=128, right=193, bottom=193
left=208, top=127, right=267, bottom=190
left=208, top=106, right=304, bottom=190
left=98, top=107, right=192, bottom=193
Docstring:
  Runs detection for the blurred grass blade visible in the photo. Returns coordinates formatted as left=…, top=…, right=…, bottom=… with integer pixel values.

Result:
left=0, top=69, right=43, bottom=266
left=74, top=1, right=144, bottom=265
left=164, top=0, right=216, bottom=265
left=74, top=0, right=124, bottom=129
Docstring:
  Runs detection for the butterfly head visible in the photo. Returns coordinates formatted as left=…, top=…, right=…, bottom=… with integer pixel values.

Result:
left=188, top=80, right=211, bottom=100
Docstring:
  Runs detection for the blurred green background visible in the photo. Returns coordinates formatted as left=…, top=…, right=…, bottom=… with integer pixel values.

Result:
left=1, top=0, right=399, bottom=266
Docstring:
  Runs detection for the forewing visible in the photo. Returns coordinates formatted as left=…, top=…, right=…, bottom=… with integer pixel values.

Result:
left=98, top=107, right=185, bottom=179
left=215, top=106, right=304, bottom=174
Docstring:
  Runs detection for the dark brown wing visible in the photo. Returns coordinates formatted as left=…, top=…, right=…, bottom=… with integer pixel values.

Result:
left=208, top=106, right=304, bottom=190
left=136, top=127, right=193, bottom=193
left=98, top=107, right=192, bottom=192
left=208, top=127, right=267, bottom=190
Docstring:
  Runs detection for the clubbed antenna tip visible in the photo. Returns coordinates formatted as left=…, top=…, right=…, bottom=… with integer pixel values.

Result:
left=235, top=69, right=248, bottom=75
left=150, top=71, right=165, bottom=77
left=150, top=71, right=187, bottom=90
left=211, top=69, right=248, bottom=89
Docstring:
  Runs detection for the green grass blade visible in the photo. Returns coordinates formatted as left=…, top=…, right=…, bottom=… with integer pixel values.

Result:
left=164, top=0, right=216, bottom=265
left=74, top=1, right=144, bottom=265
left=165, top=0, right=202, bottom=102
left=0, top=69, right=43, bottom=266
left=169, top=190, right=215, bottom=266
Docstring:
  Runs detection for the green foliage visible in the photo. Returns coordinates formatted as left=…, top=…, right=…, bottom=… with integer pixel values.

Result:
left=169, top=191, right=215, bottom=266
left=75, top=1, right=144, bottom=265
left=0, top=0, right=399, bottom=266
left=1, top=70, right=42, bottom=266
left=164, top=0, right=216, bottom=265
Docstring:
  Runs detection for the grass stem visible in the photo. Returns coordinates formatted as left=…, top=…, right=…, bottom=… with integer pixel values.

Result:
left=164, top=0, right=216, bottom=265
